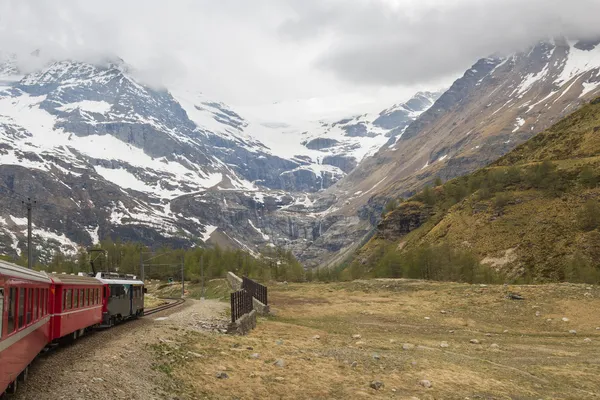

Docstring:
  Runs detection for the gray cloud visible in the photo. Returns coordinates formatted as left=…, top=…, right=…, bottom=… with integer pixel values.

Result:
left=279, top=0, right=600, bottom=85
left=1, top=0, right=599, bottom=106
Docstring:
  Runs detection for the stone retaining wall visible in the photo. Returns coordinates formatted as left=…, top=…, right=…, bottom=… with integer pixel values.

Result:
left=227, top=309, right=257, bottom=335
left=252, top=297, right=270, bottom=315
left=227, top=271, right=243, bottom=291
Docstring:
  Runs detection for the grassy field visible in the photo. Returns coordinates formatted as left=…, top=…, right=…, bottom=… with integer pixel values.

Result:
left=152, top=279, right=600, bottom=399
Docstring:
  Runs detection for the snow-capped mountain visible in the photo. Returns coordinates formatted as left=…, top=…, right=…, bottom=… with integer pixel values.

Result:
left=290, top=37, right=600, bottom=268
left=0, top=56, right=437, bottom=260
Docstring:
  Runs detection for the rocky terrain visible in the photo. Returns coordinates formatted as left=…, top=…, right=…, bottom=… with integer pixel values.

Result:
left=306, top=38, right=600, bottom=268
left=0, top=54, right=438, bottom=262
left=357, top=93, right=600, bottom=280
left=1, top=38, right=600, bottom=269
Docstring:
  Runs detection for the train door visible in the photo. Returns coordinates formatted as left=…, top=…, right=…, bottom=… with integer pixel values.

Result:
left=0, top=288, right=4, bottom=337
left=128, top=285, right=133, bottom=316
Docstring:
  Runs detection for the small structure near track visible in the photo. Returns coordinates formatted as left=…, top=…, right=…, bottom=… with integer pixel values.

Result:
left=226, top=273, right=270, bottom=334
left=242, top=276, right=270, bottom=315
left=228, top=289, right=256, bottom=335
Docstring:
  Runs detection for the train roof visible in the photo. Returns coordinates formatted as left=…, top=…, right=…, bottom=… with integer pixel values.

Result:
left=48, top=273, right=103, bottom=286
left=0, top=260, right=51, bottom=283
left=94, top=272, right=143, bottom=285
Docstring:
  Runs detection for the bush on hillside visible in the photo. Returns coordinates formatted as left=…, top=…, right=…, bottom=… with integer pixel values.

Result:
left=577, top=199, right=600, bottom=231
left=578, top=166, right=598, bottom=188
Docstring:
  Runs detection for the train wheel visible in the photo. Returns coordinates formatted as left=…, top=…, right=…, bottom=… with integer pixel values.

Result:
left=18, top=366, right=28, bottom=383
left=6, top=379, right=17, bottom=394
left=72, top=331, right=78, bottom=341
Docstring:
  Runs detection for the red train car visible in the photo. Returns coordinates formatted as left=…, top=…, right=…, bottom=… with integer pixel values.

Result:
left=48, top=273, right=103, bottom=342
left=0, top=260, right=52, bottom=395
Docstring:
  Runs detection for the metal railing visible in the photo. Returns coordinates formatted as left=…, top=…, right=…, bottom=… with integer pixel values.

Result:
left=230, top=289, right=253, bottom=323
left=242, top=276, right=268, bottom=305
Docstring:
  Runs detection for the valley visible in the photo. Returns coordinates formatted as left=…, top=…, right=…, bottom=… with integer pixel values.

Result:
left=150, top=280, right=600, bottom=399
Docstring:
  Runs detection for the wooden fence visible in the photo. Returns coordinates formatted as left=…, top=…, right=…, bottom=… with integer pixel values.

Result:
left=242, top=276, right=268, bottom=305
left=230, top=289, right=253, bottom=323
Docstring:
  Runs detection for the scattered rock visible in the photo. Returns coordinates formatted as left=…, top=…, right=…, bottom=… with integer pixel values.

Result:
left=352, top=334, right=362, bottom=339
left=389, top=339, right=396, bottom=344
left=355, top=341, right=366, bottom=346
left=485, top=333, right=492, bottom=337
left=402, top=343, right=415, bottom=350
left=503, top=330, right=509, bottom=333
left=215, top=372, right=229, bottom=379
left=351, top=361, right=358, bottom=368
left=419, top=379, right=432, bottom=388
left=535, top=311, right=541, bottom=317
left=584, top=338, right=592, bottom=343
left=490, top=343, right=500, bottom=349
left=275, top=339, right=283, bottom=345
left=440, top=341, right=449, bottom=348
left=274, top=377, right=285, bottom=382
left=448, top=330, right=455, bottom=334
left=369, top=381, right=384, bottom=390
left=586, top=287, right=593, bottom=290
left=391, top=388, right=397, bottom=393
left=440, top=310, right=447, bottom=314
left=92, top=378, right=104, bottom=383
left=569, top=330, right=577, bottom=335
left=507, top=292, right=524, bottom=300
left=217, top=365, right=227, bottom=371
left=547, top=319, right=552, bottom=322
left=596, top=327, right=600, bottom=330
left=584, top=292, right=592, bottom=297
left=372, top=353, right=381, bottom=360
left=273, top=359, right=286, bottom=368
left=249, top=353, right=260, bottom=359
left=187, top=351, right=203, bottom=358
left=424, top=317, right=431, bottom=320
left=313, top=335, right=321, bottom=340
left=470, top=339, right=480, bottom=344
left=562, top=317, right=570, bottom=322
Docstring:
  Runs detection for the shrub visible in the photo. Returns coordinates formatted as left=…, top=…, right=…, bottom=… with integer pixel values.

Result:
left=577, top=200, right=600, bottom=231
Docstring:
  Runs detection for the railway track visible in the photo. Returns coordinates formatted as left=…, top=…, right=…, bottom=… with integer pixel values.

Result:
left=144, top=298, right=186, bottom=316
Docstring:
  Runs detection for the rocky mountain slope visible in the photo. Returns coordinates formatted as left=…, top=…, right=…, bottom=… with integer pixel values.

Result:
left=305, top=38, right=600, bottom=269
left=356, top=95, right=600, bottom=281
left=0, top=56, right=436, bottom=261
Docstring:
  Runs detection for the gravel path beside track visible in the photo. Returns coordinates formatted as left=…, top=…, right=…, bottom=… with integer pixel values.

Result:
left=13, top=299, right=228, bottom=400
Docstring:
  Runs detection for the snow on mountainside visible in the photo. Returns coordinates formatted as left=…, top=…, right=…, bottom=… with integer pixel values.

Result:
left=293, top=38, right=600, bottom=269
left=0, top=56, right=440, bottom=261
left=242, top=91, right=440, bottom=175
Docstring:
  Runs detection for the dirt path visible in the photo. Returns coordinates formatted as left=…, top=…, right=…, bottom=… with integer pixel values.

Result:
left=14, top=299, right=228, bottom=400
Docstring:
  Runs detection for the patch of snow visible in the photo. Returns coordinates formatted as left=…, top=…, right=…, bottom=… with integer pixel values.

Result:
left=57, top=100, right=111, bottom=114
left=512, top=117, right=526, bottom=133
left=581, top=81, right=600, bottom=98
left=248, top=219, right=269, bottom=241
left=33, top=227, right=78, bottom=254
left=555, top=42, right=600, bottom=86
left=10, top=215, right=27, bottom=226
left=87, top=226, right=100, bottom=244
left=201, top=225, right=217, bottom=242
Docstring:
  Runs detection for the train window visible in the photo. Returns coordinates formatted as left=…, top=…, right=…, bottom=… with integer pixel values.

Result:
left=33, top=289, right=38, bottom=321
left=96, top=288, right=100, bottom=304
left=26, top=289, right=32, bottom=324
left=7, top=288, right=16, bottom=334
left=80, top=289, right=84, bottom=307
left=86, top=289, right=90, bottom=306
left=18, top=288, right=25, bottom=329
left=66, top=289, right=72, bottom=310
left=44, top=289, right=48, bottom=315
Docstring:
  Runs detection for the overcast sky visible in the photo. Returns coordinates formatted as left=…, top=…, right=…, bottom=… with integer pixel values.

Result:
left=1, top=0, right=600, bottom=113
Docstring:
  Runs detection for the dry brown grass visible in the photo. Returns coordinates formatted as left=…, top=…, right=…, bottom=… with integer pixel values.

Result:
left=167, top=280, right=600, bottom=399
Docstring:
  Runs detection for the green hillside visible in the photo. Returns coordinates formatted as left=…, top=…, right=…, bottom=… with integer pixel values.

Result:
left=349, top=98, right=600, bottom=283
